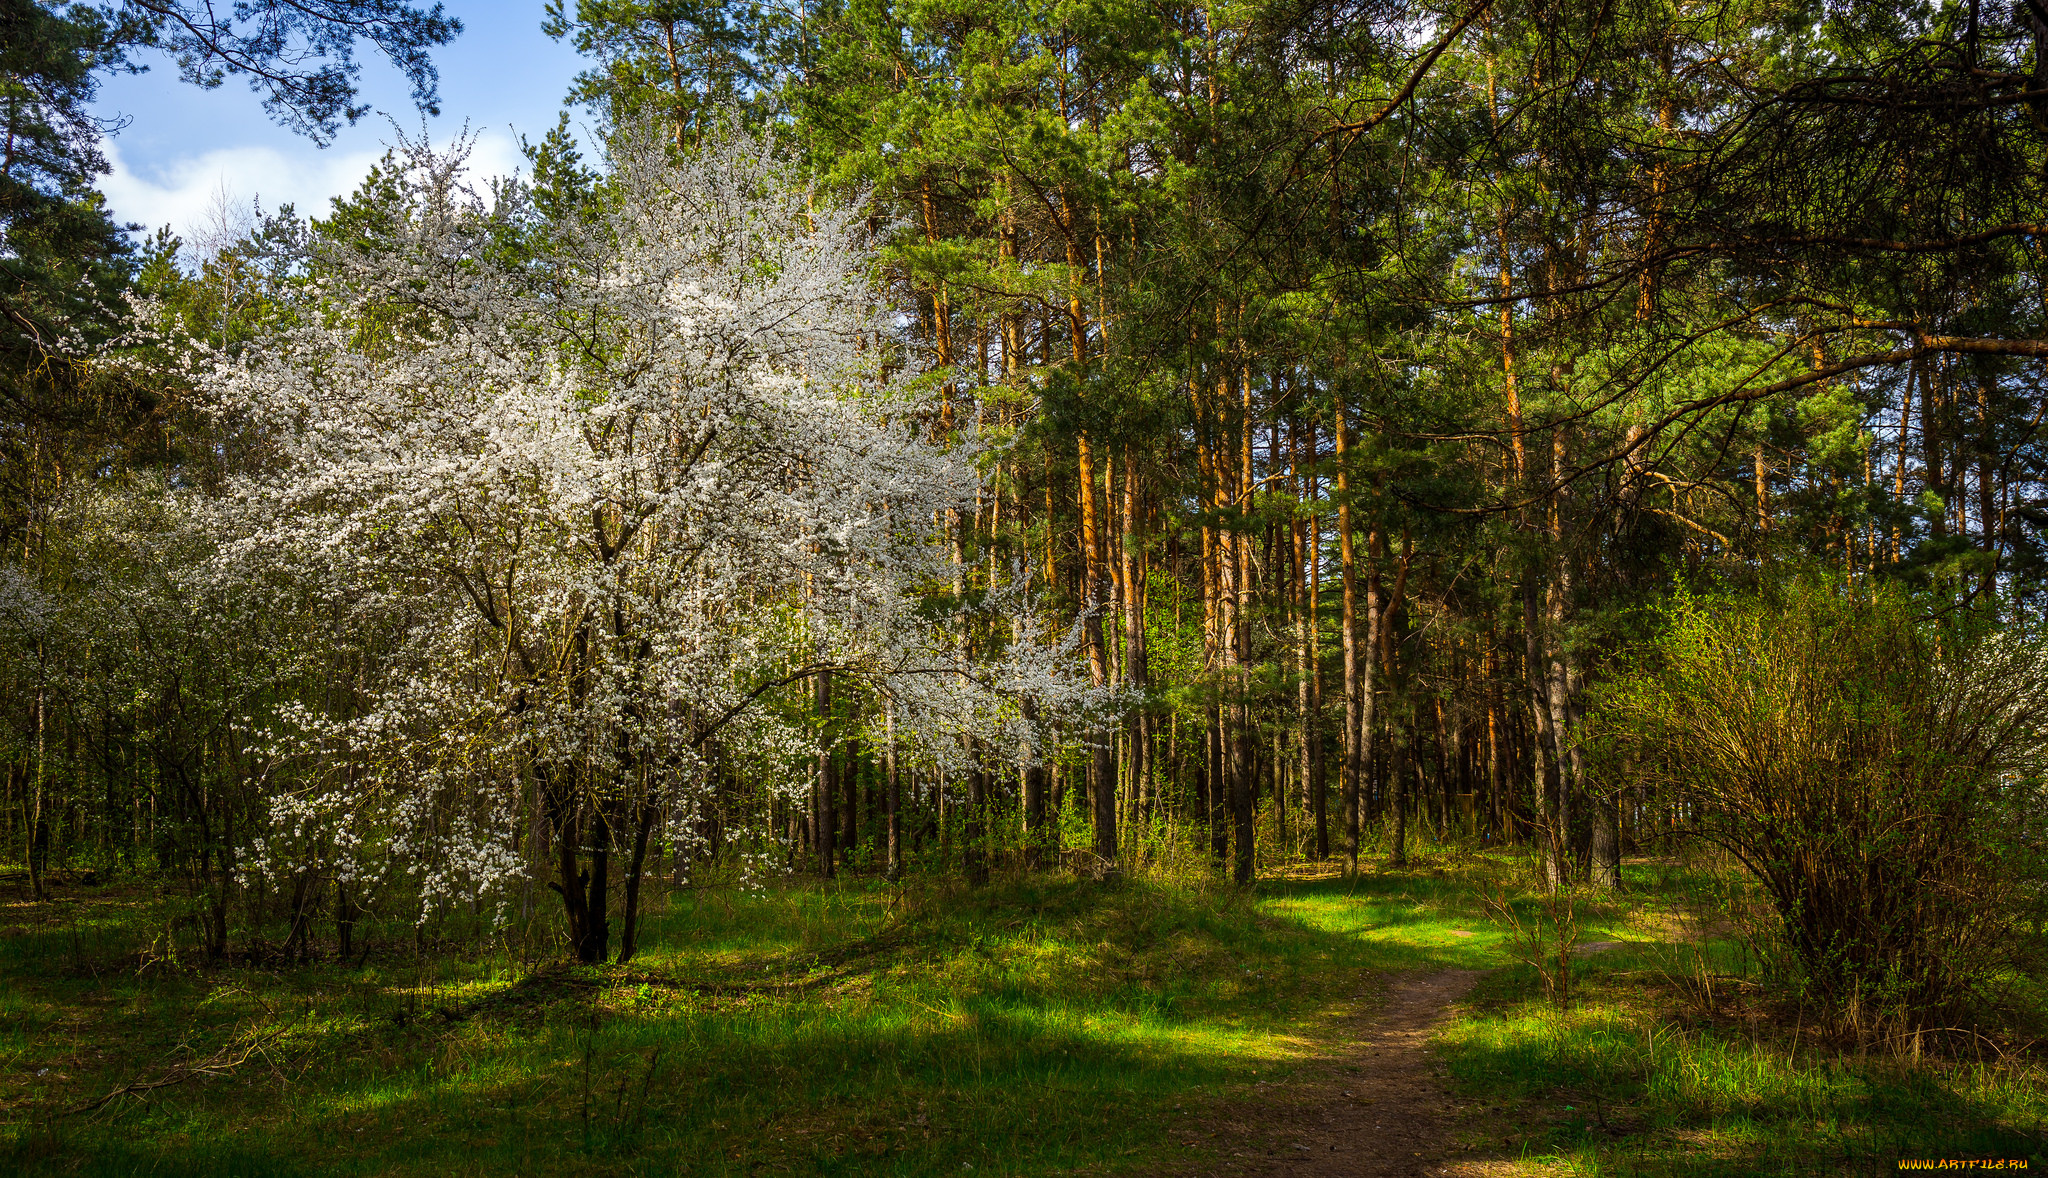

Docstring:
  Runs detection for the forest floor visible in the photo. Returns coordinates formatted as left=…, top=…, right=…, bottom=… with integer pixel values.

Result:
left=0, top=852, right=2044, bottom=1175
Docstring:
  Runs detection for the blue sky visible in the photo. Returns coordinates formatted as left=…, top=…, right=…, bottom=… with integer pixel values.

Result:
left=93, top=3, right=591, bottom=248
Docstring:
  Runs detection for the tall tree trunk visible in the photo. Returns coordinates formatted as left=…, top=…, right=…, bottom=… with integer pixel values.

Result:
left=1545, top=639, right=1572, bottom=867
left=1230, top=369, right=1255, bottom=885
left=1200, top=412, right=1228, bottom=867
left=1892, top=374, right=1912, bottom=561
left=1523, top=579, right=1563, bottom=891
left=1121, top=446, right=1150, bottom=834
left=1545, top=432, right=1585, bottom=878
left=1307, top=465, right=1328, bottom=862
left=1335, top=396, right=1363, bottom=876
left=1292, top=415, right=1321, bottom=861
left=1978, top=379, right=2000, bottom=593
left=1077, top=433, right=1118, bottom=877
left=1922, top=355, right=1946, bottom=541
left=1388, top=731, right=1409, bottom=867
left=1589, top=783, right=1621, bottom=888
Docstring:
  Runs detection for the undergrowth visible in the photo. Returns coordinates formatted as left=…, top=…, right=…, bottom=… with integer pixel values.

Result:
left=1439, top=862, right=2048, bottom=1176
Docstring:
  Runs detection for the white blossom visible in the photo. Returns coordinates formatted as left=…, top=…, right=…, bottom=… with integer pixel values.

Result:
left=193, top=118, right=1098, bottom=924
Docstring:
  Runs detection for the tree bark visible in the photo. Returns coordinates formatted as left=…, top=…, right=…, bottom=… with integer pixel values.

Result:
left=1121, top=447, right=1150, bottom=835
left=1077, top=432, right=1118, bottom=877
left=1292, top=416, right=1320, bottom=862
left=1231, top=382, right=1255, bottom=885
left=1523, top=578, right=1563, bottom=891
left=1388, top=732, right=1409, bottom=867
left=1335, top=395, right=1362, bottom=875
left=617, top=800, right=658, bottom=964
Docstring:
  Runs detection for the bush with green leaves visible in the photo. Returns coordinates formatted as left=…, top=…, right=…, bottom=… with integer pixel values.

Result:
left=1592, top=581, right=2048, bottom=1037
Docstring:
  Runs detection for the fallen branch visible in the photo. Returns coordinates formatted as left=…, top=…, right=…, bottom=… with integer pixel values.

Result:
left=63, top=1025, right=288, bottom=1117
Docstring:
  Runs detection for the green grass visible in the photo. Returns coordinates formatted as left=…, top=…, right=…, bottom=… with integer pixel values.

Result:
left=0, top=855, right=2042, bottom=1176
left=0, top=860, right=1512, bottom=1176
left=1435, top=867, right=2048, bottom=1176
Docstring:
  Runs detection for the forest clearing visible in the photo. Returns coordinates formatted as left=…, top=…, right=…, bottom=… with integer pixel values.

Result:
left=7, top=0, right=2048, bottom=1172
left=5, top=853, right=2042, bottom=1176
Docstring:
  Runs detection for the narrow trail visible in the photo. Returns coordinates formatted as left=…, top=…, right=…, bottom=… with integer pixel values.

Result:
left=1193, top=968, right=1495, bottom=1177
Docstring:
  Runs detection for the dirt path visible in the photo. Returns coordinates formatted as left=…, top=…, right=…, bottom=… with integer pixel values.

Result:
left=1191, top=968, right=1493, bottom=1177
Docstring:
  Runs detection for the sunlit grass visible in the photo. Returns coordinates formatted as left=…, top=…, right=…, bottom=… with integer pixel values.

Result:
left=2, top=854, right=2041, bottom=1175
left=1436, top=866, right=2048, bottom=1176
left=0, top=867, right=1498, bottom=1176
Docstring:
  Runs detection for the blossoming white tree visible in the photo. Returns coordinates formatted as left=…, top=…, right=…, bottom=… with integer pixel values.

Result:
left=202, top=121, right=1085, bottom=962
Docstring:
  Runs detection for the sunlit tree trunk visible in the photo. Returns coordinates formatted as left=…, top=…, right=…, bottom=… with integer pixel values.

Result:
left=1335, top=394, right=1362, bottom=875
left=1121, top=446, right=1150, bottom=831
left=1231, top=358, right=1255, bottom=885
left=1077, top=431, right=1118, bottom=875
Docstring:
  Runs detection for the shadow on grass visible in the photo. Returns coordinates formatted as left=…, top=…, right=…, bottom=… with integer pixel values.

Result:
left=1439, top=944, right=2048, bottom=1177
left=7, top=858, right=1749, bottom=1178
left=1, top=871, right=1492, bottom=1178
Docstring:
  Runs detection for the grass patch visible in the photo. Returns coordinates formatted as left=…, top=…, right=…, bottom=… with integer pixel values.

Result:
left=0, top=858, right=1510, bottom=1177
left=3, top=853, right=2040, bottom=1176
left=1437, top=863, right=2048, bottom=1175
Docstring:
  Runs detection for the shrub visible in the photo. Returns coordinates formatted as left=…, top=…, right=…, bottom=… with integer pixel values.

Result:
left=1592, top=581, right=2048, bottom=1037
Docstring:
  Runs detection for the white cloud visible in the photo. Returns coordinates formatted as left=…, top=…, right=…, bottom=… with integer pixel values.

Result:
left=97, top=130, right=527, bottom=248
